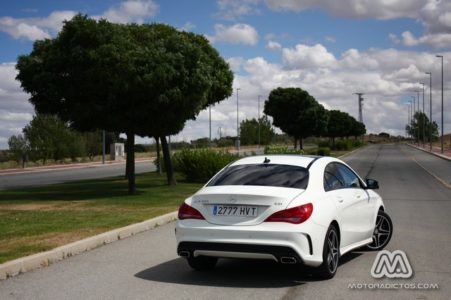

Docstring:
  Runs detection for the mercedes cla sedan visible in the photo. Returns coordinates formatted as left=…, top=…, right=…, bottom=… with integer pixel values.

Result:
left=175, top=155, right=392, bottom=278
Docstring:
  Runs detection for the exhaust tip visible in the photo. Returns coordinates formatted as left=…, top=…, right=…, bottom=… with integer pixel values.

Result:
left=280, top=256, right=297, bottom=264
left=178, top=250, right=190, bottom=258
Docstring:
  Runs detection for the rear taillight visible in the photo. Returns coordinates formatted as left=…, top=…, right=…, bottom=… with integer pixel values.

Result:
left=178, top=202, right=205, bottom=220
left=264, top=203, right=313, bottom=224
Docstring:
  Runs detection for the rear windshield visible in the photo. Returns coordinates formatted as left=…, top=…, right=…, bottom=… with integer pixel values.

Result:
left=207, top=164, right=309, bottom=189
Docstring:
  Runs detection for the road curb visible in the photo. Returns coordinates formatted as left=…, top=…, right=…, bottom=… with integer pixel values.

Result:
left=0, top=211, right=177, bottom=280
left=407, top=143, right=451, bottom=162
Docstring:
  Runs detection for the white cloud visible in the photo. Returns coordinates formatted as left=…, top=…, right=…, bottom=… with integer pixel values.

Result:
left=266, top=40, right=282, bottom=51
left=265, top=0, right=422, bottom=20
left=208, top=23, right=259, bottom=45
left=282, top=43, right=338, bottom=69
left=264, top=0, right=451, bottom=50
left=340, top=48, right=379, bottom=70
left=100, top=0, right=159, bottom=24
left=216, top=0, right=261, bottom=20
left=0, top=63, right=34, bottom=149
left=398, top=0, right=451, bottom=49
left=0, top=11, right=76, bottom=41
left=226, top=57, right=245, bottom=72
left=400, top=31, right=451, bottom=49
left=174, top=45, right=451, bottom=143
left=180, top=22, right=195, bottom=32
left=0, top=0, right=159, bottom=41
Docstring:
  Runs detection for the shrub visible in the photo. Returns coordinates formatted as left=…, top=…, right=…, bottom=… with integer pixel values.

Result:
left=317, top=140, right=330, bottom=148
left=316, top=147, right=331, bottom=156
left=303, top=149, right=317, bottom=155
left=352, top=140, right=363, bottom=148
left=333, top=140, right=349, bottom=151
left=172, top=149, right=238, bottom=182
left=264, top=145, right=304, bottom=155
left=303, top=147, right=330, bottom=156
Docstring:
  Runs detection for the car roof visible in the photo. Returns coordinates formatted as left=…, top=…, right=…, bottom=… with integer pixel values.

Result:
left=230, top=155, right=322, bottom=169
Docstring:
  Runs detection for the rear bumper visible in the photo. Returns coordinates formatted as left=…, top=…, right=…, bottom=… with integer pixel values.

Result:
left=178, top=241, right=302, bottom=263
left=175, top=220, right=325, bottom=267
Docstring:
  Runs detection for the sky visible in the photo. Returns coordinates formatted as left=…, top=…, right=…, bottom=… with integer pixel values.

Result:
left=1, top=0, right=451, bottom=148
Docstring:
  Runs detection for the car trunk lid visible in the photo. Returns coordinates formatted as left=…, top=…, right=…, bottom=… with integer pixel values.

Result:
left=190, top=185, right=305, bottom=225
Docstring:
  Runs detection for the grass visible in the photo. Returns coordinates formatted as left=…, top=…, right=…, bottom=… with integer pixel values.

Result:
left=0, top=172, right=202, bottom=264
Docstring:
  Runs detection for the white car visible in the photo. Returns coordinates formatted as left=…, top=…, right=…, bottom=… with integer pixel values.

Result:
left=175, top=155, right=392, bottom=278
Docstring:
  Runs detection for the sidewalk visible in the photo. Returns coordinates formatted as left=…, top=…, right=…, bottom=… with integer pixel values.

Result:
left=408, top=143, right=451, bottom=161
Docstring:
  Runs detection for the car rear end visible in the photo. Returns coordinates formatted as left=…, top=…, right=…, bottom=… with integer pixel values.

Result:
left=175, top=155, right=325, bottom=267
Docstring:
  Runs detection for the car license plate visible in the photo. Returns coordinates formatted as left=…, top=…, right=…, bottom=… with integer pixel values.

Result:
left=212, top=205, right=258, bottom=217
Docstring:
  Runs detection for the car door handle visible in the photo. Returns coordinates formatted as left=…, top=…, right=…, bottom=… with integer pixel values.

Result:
left=336, top=196, right=344, bottom=203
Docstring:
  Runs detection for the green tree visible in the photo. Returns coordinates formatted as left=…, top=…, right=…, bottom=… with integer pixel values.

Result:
left=351, top=121, right=366, bottom=138
left=407, top=112, right=438, bottom=142
left=23, top=114, right=84, bottom=163
left=326, top=110, right=347, bottom=145
left=8, top=134, right=29, bottom=168
left=16, top=16, right=233, bottom=191
left=128, top=23, right=233, bottom=185
left=326, top=110, right=365, bottom=143
left=240, top=116, right=275, bottom=145
left=84, top=131, right=102, bottom=161
left=264, top=87, right=328, bottom=149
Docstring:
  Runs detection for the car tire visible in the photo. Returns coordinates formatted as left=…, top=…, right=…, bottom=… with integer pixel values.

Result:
left=316, top=225, right=340, bottom=279
left=365, top=210, right=393, bottom=251
left=187, top=256, right=218, bottom=271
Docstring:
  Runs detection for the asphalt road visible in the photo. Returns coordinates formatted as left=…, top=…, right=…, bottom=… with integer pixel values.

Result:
left=1, top=144, right=450, bottom=300
left=0, top=161, right=155, bottom=190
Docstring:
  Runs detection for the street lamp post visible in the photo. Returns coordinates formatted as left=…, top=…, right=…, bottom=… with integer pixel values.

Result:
left=421, top=83, right=425, bottom=147
left=411, top=100, right=414, bottom=140
left=416, top=90, right=420, bottom=145
left=209, top=106, right=212, bottom=148
left=257, top=95, right=262, bottom=148
left=407, top=103, right=411, bottom=139
left=411, top=96, right=417, bottom=143
left=425, top=72, right=432, bottom=151
left=405, top=103, right=410, bottom=138
left=436, top=55, right=444, bottom=154
left=236, top=88, right=241, bottom=151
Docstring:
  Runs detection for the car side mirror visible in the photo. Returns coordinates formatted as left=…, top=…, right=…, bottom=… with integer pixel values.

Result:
left=365, top=178, right=379, bottom=189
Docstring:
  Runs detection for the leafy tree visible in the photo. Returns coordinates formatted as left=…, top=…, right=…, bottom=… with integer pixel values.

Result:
left=240, top=116, right=275, bottom=145
left=406, top=112, right=438, bottom=142
left=351, top=121, right=366, bottom=138
left=378, top=132, right=390, bottom=138
left=327, top=110, right=365, bottom=143
left=264, top=87, right=328, bottom=149
left=326, top=110, right=348, bottom=144
left=128, top=23, right=233, bottom=185
left=8, top=134, right=29, bottom=168
left=215, top=136, right=235, bottom=147
left=84, top=131, right=102, bottom=161
left=16, top=15, right=233, bottom=191
left=23, top=114, right=84, bottom=163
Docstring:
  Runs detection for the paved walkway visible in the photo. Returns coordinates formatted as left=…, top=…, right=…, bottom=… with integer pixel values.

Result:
left=0, top=158, right=154, bottom=176
left=409, top=143, right=451, bottom=161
